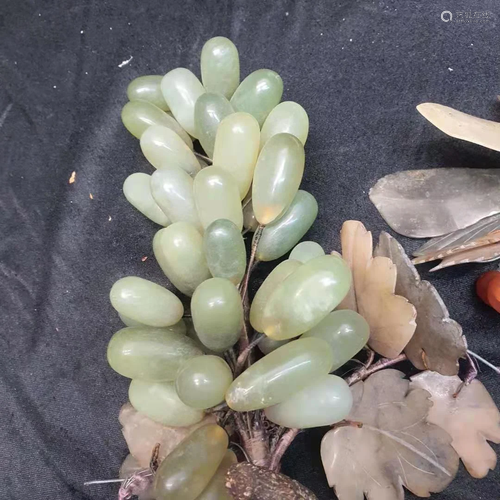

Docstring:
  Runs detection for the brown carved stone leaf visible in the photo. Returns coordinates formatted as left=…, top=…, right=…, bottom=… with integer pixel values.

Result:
left=321, top=370, right=459, bottom=500
left=411, top=371, right=500, bottom=478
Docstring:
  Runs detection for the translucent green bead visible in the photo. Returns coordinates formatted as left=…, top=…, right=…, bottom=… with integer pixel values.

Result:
left=151, top=166, right=202, bottom=230
left=203, top=219, right=246, bottom=285
left=301, top=310, right=369, bottom=371
left=252, top=133, right=305, bottom=225
left=127, top=75, right=169, bottom=111
left=129, top=379, right=204, bottom=426
left=262, top=255, right=352, bottom=340
left=154, top=424, right=228, bottom=499
left=121, top=100, right=192, bottom=147
left=256, top=190, right=318, bottom=261
left=264, top=374, right=352, bottom=428
left=123, top=173, right=170, bottom=226
left=258, top=337, right=290, bottom=355
left=195, top=93, right=234, bottom=158
left=260, top=101, right=309, bottom=149
left=161, top=68, right=206, bottom=138
left=250, top=259, right=302, bottom=333
left=193, top=166, right=243, bottom=230
left=230, top=69, right=283, bottom=126
left=201, top=37, right=240, bottom=99
left=191, top=278, right=243, bottom=352
left=196, top=450, right=237, bottom=500
left=242, top=197, right=258, bottom=232
left=213, top=112, right=260, bottom=199
left=185, top=318, right=223, bottom=357
left=175, top=355, right=233, bottom=409
left=289, top=241, right=325, bottom=263
left=119, top=313, right=146, bottom=328
left=119, top=314, right=186, bottom=332
left=110, top=277, right=184, bottom=327
left=153, top=223, right=211, bottom=297
left=226, top=337, right=333, bottom=411
left=140, top=125, right=200, bottom=176
left=107, top=327, right=202, bottom=381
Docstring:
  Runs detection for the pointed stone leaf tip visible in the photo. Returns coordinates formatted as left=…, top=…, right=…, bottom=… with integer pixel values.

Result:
left=375, top=231, right=466, bottom=375
left=410, top=371, right=500, bottom=478
left=417, top=102, right=500, bottom=152
left=321, top=369, right=459, bottom=500
left=338, top=220, right=416, bottom=358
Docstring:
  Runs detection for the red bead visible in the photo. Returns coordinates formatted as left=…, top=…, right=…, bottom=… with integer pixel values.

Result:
left=476, top=271, right=500, bottom=306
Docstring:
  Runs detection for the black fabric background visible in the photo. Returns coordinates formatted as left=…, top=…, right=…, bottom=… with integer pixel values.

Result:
left=1, top=1, right=500, bottom=499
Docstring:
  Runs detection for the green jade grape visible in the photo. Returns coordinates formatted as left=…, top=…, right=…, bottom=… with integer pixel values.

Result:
left=301, top=310, right=370, bottom=371
left=161, top=68, right=206, bottom=138
left=129, top=379, right=204, bottom=426
left=121, top=100, right=192, bottom=147
left=200, top=37, right=240, bottom=99
left=191, top=278, right=243, bottom=352
left=118, top=314, right=186, bottom=332
left=123, top=173, right=170, bottom=226
left=154, top=424, right=228, bottom=500
left=226, top=337, right=333, bottom=411
left=184, top=318, right=223, bottom=357
left=193, top=166, right=243, bottom=230
left=153, top=223, right=211, bottom=296
left=110, top=276, right=184, bottom=327
left=264, top=374, right=353, bottom=428
left=151, top=166, right=202, bottom=230
left=252, top=133, right=305, bottom=225
left=258, top=336, right=290, bottom=355
left=107, top=327, right=202, bottom=381
left=256, top=190, right=318, bottom=261
left=119, top=312, right=146, bottom=328
left=230, top=69, right=283, bottom=126
left=262, top=255, right=352, bottom=340
left=213, top=112, right=260, bottom=199
left=175, top=355, right=233, bottom=409
left=127, top=75, right=170, bottom=111
left=195, top=450, right=237, bottom=500
left=289, top=240, right=325, bottom=263
left=260, top=101, right=309, bottom=149
left=203, top=219, right=246, bottom=285
left=194, top=93, right=234, bottom=158
left=140, top=125, right=200, bottom=176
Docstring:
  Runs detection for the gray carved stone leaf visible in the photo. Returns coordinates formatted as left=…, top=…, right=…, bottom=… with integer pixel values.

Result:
left=375, top=232, right=466, bottom=375
left=321, top=370, right=459, bottom=500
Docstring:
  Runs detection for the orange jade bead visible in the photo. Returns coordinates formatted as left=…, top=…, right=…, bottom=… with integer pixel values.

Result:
left=476, top=271, right=500, bottom=312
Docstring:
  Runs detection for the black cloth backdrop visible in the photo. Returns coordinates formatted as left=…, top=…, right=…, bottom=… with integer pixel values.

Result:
left=1, top=1, right=500, bottom=499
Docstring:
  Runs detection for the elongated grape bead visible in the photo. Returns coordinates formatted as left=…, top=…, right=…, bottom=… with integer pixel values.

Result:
left=252, top=133, right=305, bottom=225
left=123, top=173, right=170, bottom=226
left=121, top=100, right=192, bottom=147
left=107, top=327, right=202, bottom=381
left=119, top=313, right=146, bottom=328
left=225, top=337, right=333, bottom=411
left=118, top=315, right=187, bottom=335
left=184, top=318, right=223, bottom=357
left=153, top=223, right=211, bottom=297
left=203, top=219, right=246, bottom=285
left=256, top=190, right=318, bottom=261
left=260, top=101, right=309, bottom=149
left=301, top=310, right=369, bottom=371
left=289, top=241, right=325, bottom=263
left=262, top=255, right=352, bottom=340
left=161, top=68, right=206, bottom=138
left=175, top=355, right=233, bottom=409
left=258, top=337, right=290, bottom=355
left=193, top=166, right=243, bottom=230
left=250, top=259, right=302, bottom=333
left=154, top=424, right=228, bottom=499
left=196, top=450, right=237, bottom=500
left=151, top=166, right=202, bottom=230
left=213, top=112, right=260, bottom=199
left=110, top=277, right=184, bottom=327
left=264, top=375, right=352, bottom=428
left=201, top=37, right=240, bottom=99
left=191, top=278, right=243, bottom=352
left=140, top=125, right=200, bottom=176
left=230, top=69, right=283, bottom=126
left=127, top=75, right=169, bottom=111
left=195, top=93, right=234, bottom=158
left=129, top=379, right=204, bottom=426
left=243, top=197, right=258, bottom=232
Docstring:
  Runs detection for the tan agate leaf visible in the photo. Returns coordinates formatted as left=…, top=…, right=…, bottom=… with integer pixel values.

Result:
left=119, top=403, right=216, bottom=468
left=411, top=371, right=500, bottom=478
left=375, top=232, right=466, bottom=375
left=417, top=103, right=500, bottom=152
left=321, top=370, right=459, bottom=500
